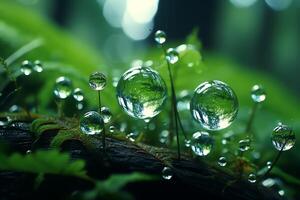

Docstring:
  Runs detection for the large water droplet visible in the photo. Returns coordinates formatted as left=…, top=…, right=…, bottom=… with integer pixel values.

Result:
left=100, top=107, right=112, bottom=123
left=54, top=76, right=73, bottom=99
left=162, top=166, right=173, bottom=180
left=248, top=173, right=257, bottom=183
left=239, top=139, right=251, bottom=152
left=190, top=131, right=214, bottom=156
left=73, top=88, right=84, bottom=101
left=33, top=60, right=43, bottom=72
left=116, top=66, right=167, bottom=121
left=89, top=72, right=107, bottom=91
left=166, top=48, right=179, bottom=64
left=154, top=30, right=166, bottom=45
left=271, top=123, right=295, bottom=151
left=21, top=60, right=33, bottom=75
left=251, top=85, right=266, bottom=103
left=190, top=80, right=239, bottom=131
left=80, top=111, right=104, bottom=135
left=218, top=156, right=227, bottom=167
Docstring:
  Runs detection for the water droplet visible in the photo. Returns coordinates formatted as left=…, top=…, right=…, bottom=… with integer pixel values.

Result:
left=184, top=139, right=191, bottom=147
left=252, top=151, right=261, bottom=160
left=20, top=60, right=33, bottom=75
left=272, top=123, right=295, bottom=151
left=54, top=76, right=73, bottom=99
left=109, top=125, right=115, bottom=133
left=190, top=131, right=214, bottom=156
left=33, top=60, right=43, bottom=72
left=222, top=131, right=234, bottom=145
left=248, top=173, right=257, bottom=183
left=278, top=189, right=285, bottom=196
left=100, top=107, right=112, bottom=123
left=251, top=85, right=266, bottom=103
left=266, top=161, right=272, bottom=169
left=218, top=156, right=227, bottom=167
left=159, top=130, right=169, bottom=144
left=73, top=88, right=84, bottom=101
left=166, top=48, right=179, bottom=64
left=162, top=166, right=173, bottom=180
left=190, top=80, right=239, bottom=131
left=26, top=150, right=32, bottom=154
left=262, top=178, right=276, bottom=188
left=116, top=66, right=167, bottom=121
left=9, top=105, right=21, bottom=113
left=89, top=72, right=107, bottom=91
left=126, top=131, right=139, bottom=142
left=80, top=111, right=104, bottom=135
left=239, top=139, right=251, bottom=152
left=154, top=30, right=166, bottom=45
left=120, top=122, right=127, bottom=132
left=76, top=102, right=84, bottom=110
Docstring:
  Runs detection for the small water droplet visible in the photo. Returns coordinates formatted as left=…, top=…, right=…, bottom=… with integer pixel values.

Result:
left=9, top=105, right=21, bottom=113
left=76, top=102, right=84, bottom=110
left=162, top=166, right=173, bottom=180
left=100, top=107, right=112, bottom=123
left=190, top=80, right=239, bottom=131
left=89, top=72, right=107, bottom=91
left=222, top=131, right=234, bottom=145
left=248, top=173, right=257, bottom=183
left=26, top=150, right=32, bottom=154
left=116, top=66, right=167, bottom=120
left=252, top=151, right=261, bottom=160
left=278, top=189, right=285, bottom=196
left=251, top=85, right=266, bottom=103
left=184, top=139, right=191, bottom=147
left=21, top=60, right=33, bottom=75
left=218, top=156, right=227, bottom=167
left=239, top=139, right=251, bottom=152
left=109, top=125, right=115, bottom=133
left=262, top=178, right=276, bottom=188
left=73, top=88, right=84, bottom=101
left=190, top=131, right=214, bottom=156
left=33, top=60, right=43, bottom=72
left=80, top=111, right=104, bottom=135
left=271, top=123, right=295, bottom=151
left=53, top=76, right=73, bottom=99
left=166, top=48, right=179, bottom=64
left=120, top=122, right=127, bottom=132
left=126, top=131, right=139, bottom=142
left=266, top=161, right=272, bottom=169
left=159, top=130, right=169, bottom=144
left=154, top=30, right=166, bottom=45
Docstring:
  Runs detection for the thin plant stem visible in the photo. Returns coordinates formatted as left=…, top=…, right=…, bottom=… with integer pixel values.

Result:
left=245, top=102, right=258, bottom=134
left=98, top=91, right=102, bottom=112
left=97, top=90, right=106, bottom=151
left=57, top=100, right=64, bottom=118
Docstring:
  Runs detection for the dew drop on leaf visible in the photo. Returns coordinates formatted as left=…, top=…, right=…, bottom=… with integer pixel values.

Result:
left=53, top=76, right=73, bottom=99
left=80, top=111, right=104, bottom=135
left=162, top=166, right=173, bottom=180
left=190, top=131, right=214, bottom=156
left=159, top=130, right=169, bottom=144
left=20, top=60, right=33, bottom=75
left=73, top=88, right=84, bottom=101
left=239, top=139, right=251, bottom=152
left=9, top=105, right=21, bottom=113
left=100, top=106, right=112, bottom=123
left=266, top=161, right=272, bottom=169
left=89, top=72, right=107, bottom=91
left=271, top=123, right=295, bottom=151
left=190, top=80, right=239, bottom=131
left=126, top=132, right=139, bottom=142
left=166, top=48, right=179, bottom=64
left=251, top=84, right=266, bottom=103
left=109, top=125, right=115, bottom=133
left=248, top=173, right=257, bottom=183
left=154, top=30, right=166, bottom=45
left=116, top=66, right=167, bottom=122
left=184, top=139, right=191, bottom=147
left=33, top=60, right=43, bottom=72
left=218, top=156, right=227, bottom=167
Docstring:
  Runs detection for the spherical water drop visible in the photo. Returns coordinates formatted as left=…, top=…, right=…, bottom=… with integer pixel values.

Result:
left=100, top=107, right=112, bottom=123
left=251, top=85, right=266, bottom=103
left=271, top=123, right=295, bottom=151
left=239, top=139, right=251, bottom=152
left=190, top=131, right=214, bottom=156
left=159, top=130, right=169, bottom=144
left=116, top=66, right=167, bottom=121
left=278, top=189, right=285, bottom=196
left=184, top=139, right=191, bottom=147
left=162, top=167, right=173, bottom=180
left=54, top=76, right=73, bottom=99
left=76, top=102, right=84, bottom=110
left=9, top=105, right=21, bottom=113
left=20, top=60, right=33, bottom=75
left=218, top=156, right=227, bottom=167
left=26, top=150, right=32, bottom=154
left=73, top=88, right=84, bottom=101
left=80, top=111, right=104, bottom=135
left=166, top=48, right=179, bottom=64
left=190, top=80, right=239, bottom=131
left=154, top=30, right=166, bottom=45
left=266, top=161, right=272, bottom=169
left=248, top=173, right=257, bottom=183
left=33, top=60, right=43, bottom=72
left=126, top=131, right=139, bottom=142
left=89, top=72, right=107, bottom=91
left=109, top=125, right=115, bottom=133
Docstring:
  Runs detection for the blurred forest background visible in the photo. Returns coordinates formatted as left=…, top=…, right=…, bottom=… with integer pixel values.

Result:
left=12, top=0, right=300, bottom=97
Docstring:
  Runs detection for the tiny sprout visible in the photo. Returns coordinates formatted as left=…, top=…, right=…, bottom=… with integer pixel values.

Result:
left=154, top=30, right=166, bottom=45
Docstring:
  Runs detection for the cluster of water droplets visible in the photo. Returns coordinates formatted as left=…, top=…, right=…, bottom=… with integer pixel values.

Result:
left=20, top=60, right=43, bottom=76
